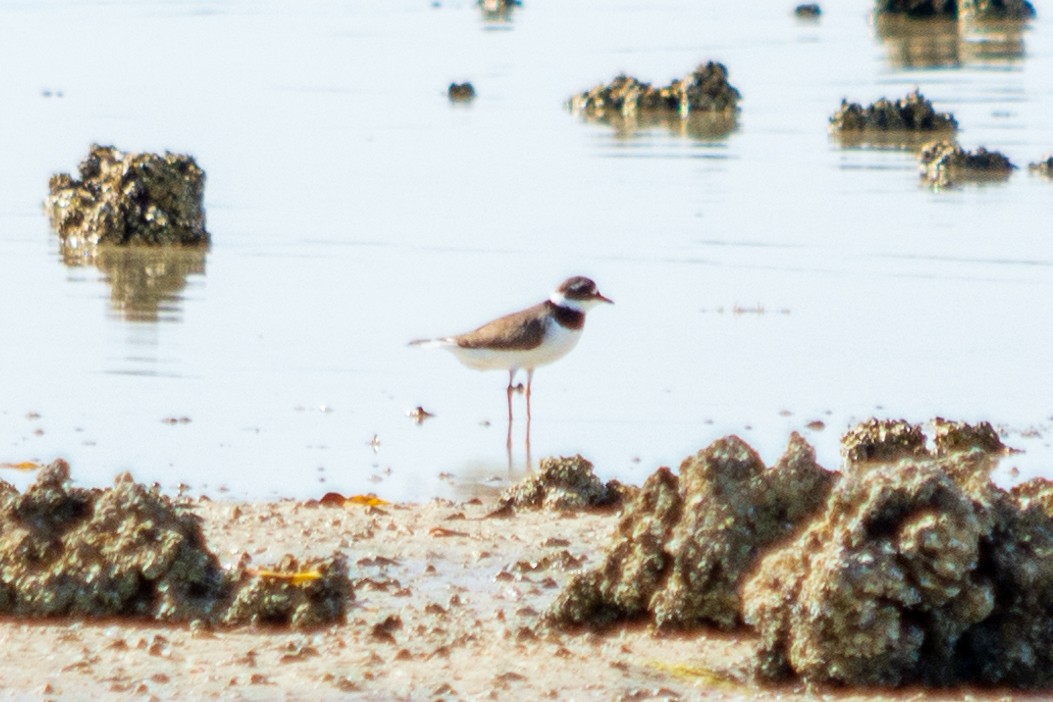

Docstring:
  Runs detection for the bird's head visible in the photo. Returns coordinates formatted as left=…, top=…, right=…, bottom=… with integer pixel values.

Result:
left=550, top=276, right=614, bottom=312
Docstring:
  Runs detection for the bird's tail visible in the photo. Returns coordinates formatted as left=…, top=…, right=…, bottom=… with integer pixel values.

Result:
left=408, top=337, right=455, bottom=349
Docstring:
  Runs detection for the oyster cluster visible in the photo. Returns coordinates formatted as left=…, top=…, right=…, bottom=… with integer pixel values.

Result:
left=46, top=144, right=210, bottom=258
left=919, top=139, right=1015, bottom=187
left=497, top=454, right=628, bottom=512
left=546, top=433, right=836, bottom=630
left=546, top=419, right=1053, bottom=687
left=875, top=0, right=1035, bottom=18
left=0, top=461, right=351, bottom=629
left=829, top=89, right=957, bottom=132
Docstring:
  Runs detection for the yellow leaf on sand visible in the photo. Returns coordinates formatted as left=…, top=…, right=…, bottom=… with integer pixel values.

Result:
left=251, top=569, right=323, bottom=586
left=647, top=661, right=745, bottom=690
left=0, top=461, right=43, bottom=471
left=319, top=492, right=389, bottom=507
left=345, top=494, right=389, bottom=507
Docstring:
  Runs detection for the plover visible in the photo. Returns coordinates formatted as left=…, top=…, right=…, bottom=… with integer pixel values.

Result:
left=410, top=276, right=613, bottom=424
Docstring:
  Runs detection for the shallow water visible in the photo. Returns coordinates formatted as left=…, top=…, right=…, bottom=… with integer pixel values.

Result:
left=1, top=0, right=1051, bottom=499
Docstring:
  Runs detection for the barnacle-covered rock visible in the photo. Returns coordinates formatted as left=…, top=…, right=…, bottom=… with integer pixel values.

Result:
left=0, top=462, right=225, bottom=620
left=932, top=417, right=1006, bottom=455
left=875, top=0, right=957, bottom=16
left=742, top=454, right=998, bottom=685
left=447, top=82, right=476, bottom=102
left=919, top=139, right=1015, bottom=187
left=0, top=462, right=353, bottom=628
left=1011, top=477, right=1053, bottom=517
left=222, top=553, right=352, bottom=629
left=568, top=62, right=740, bottom=137
left=46, top=144, right=210, bottom=256
left=546, top=467, right=681, bottom=628
left=875, top=0, right=1033, bottom=18
left=830, top=89, right=957, bottom=133
left=546, top=433, right=835, bottom=630
left=939, top=482, right=1053, bottom=687
left=841, top=418, right=928, bottom=463
left=498, top=455, right=625, bottom=512
left=1030, top=154, right=1053, bottom=177
left=743, top=436, right=1053, bottom=687
left=959, top=0, right=1036, bottom=18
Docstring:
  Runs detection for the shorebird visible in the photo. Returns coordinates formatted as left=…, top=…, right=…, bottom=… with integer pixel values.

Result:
left=410, top=276, right=613, bottom=426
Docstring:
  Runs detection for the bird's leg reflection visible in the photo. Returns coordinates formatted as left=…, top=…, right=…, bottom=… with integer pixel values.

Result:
left=505, top=369, right=516, bottom=459
left=504, top=370, right=536, bottom=471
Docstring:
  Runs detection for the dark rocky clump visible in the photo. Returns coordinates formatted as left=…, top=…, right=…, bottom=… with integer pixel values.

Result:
left=569, top=62, right=740, bottom=124
left=875, top=0, right=957, bottom=16
left=222, top=553, right=352, bottom=628
left=1010, top=478, right=1053, bottom=517
left=743, top=454, right=999, bottom=685
left=497, top=455, right=627, bottom=512
left=875, top=0, right=1034, bottom=17
left=0, top=462, right=352, bottom=628
left=447, top=82, right=476, bottom=102
left=794, top=3, right=822, bottom=17
left=841, top=417, right=928, bottom=463
left=919, top=139, right=1015, bottom=188
left=479, top=0, right=520, bottom=21
left=45, top=144, right=210, bottom=256
left=959, top=0, right=1036, bottom=18
left=546, top=434, right=836, bottom=630
left=830, top=89, right=957, bottom=133
left=931, top=416, right=1006, bottom=455
left=1030, top=154, right=1053, bottom=177
left=742, top=418, right=1053, bottom=687
left=0, top=461, right=226, bottom=620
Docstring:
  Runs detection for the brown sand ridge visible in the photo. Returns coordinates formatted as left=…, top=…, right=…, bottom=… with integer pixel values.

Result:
left=1, top=420, right=1051, bottom=700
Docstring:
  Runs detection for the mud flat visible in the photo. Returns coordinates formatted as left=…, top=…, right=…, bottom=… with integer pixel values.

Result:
left=1, top=420, right=1050, bottom=699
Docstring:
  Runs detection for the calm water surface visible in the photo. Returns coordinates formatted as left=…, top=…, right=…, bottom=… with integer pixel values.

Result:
left=1, top=0, right=1052, bottom=499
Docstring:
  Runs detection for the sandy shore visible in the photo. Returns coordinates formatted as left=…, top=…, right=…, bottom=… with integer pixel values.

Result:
left=0, top=496, right=1035, bottom=701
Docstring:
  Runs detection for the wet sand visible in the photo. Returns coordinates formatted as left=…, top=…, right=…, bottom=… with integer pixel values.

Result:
left=0, top=497, right=1035, bottom=701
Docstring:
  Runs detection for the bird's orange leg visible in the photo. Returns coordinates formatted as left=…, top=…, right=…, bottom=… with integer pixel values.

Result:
left=525, top=368, right=534, bottom=422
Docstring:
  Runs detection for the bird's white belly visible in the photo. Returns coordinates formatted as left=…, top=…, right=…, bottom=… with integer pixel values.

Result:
left=449, top=322, right=581, bottom=371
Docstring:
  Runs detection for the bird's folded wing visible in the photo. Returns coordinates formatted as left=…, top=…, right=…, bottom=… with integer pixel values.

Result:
left=453, top=304, right=548, bottom=351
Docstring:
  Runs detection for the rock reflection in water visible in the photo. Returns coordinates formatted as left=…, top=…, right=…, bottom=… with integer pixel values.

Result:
left=60, top=243, right=207, bottom=322
left=875, top=15, right=1026, bottom=68
left=583, top=111, right=739, bottom=141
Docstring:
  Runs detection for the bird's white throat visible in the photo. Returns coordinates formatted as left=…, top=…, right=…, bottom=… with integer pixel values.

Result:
left=549, top=291, right=600, bottom=312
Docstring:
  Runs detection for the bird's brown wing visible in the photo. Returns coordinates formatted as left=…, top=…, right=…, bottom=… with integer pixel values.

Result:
left=453, top=303, right=548, bottom=351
